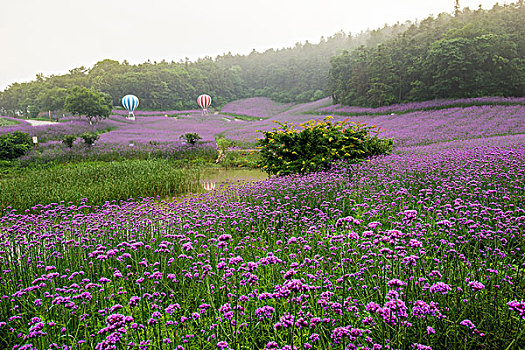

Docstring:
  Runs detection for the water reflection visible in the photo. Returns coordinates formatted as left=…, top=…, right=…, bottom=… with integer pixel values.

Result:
left=202, top=181, right=216, bottom=191
left=162, top=168, right=267, bottom=204
left=200, top=168, right=267, bottom=185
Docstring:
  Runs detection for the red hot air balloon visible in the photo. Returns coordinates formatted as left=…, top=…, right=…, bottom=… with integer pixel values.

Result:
left=197, top=94, right=212, bottom=115
left=203, top=181, right=216, bottom=191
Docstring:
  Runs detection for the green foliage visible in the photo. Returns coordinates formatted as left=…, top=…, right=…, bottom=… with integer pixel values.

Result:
left=2, top=5, right=522, bottom=113
left=62, top=134, right=77, bottom=148
left=214, top=136, right=235, bottom=164
left=0, top=24, right=407, bottom=114
left=0, top=117, right=19, bottom=127
left=180, top=132, right=202, bottom=145
left=0, top=131, right=33, bottom=160
left=215, top=136, right=234, bottom=152
left=329, top=3, right=525, bottom=106
left=0, top=160, right=201, bottom=212
left=64, top=87, right=112, bottom=124
left=80, top=132, right=99, bottom=146
left=16, top=143, right=218, bottom=169
left=257, top=116, right=393, bottom=176
left=0, top=160, right=15, bottom=177
left=36, top=87, right=68, bottom=116
left=221, top=149, right=260, bottom=168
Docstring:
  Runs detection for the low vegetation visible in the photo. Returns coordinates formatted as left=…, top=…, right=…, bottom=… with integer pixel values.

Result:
left=0, top=118, right=19, bottom=127
left=257, top=117, right=393, bottom=175
left=0, top=131, right=33, bottom=161
left=0, top=159, right=201, bottom=212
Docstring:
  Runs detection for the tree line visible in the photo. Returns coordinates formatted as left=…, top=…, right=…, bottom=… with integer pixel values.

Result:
left=328, top=2, right=525, bottom=107
left=0, top=3, right=523, bottom=116
left=0, top=23, right=407, bottom=116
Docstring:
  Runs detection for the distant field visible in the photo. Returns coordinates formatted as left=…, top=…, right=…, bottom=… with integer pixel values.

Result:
left=2, top=97, right=525, bottom=149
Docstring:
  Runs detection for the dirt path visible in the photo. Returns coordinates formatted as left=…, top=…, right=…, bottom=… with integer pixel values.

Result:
left=25, top=120, right=58, bottom=126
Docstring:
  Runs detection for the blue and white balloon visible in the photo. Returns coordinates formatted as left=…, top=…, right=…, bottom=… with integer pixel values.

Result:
left=122, top=95, right=139, bottom=120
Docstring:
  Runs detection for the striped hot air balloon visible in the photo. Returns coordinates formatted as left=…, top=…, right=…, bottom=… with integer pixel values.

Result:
left=203, top=181, right=216, bottom=191
left=197, top=94, right=212, bottom=115
left=122, top=95, right=139, bottom=120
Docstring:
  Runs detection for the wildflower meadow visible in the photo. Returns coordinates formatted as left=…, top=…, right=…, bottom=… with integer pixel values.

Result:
left=0, top=97, right=524, bottom=350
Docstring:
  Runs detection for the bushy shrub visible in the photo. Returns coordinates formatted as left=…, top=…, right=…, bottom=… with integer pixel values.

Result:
left=180, top=133, right=202, bottom=145
left=62, top=134, right=77, bottom=148
left=221, top=150, right=260, bottom=168
left=257, top=116, right=393, bottom=175
left=0, top=131, right=33, bottom=160
left=80, top=132, right=99, bottom=147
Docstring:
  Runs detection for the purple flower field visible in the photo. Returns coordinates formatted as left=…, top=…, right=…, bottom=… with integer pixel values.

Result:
left=221, top=98, right=294, bottom=118
left=219, top=102, right=525, bottom=146
left=112, top=110, right=201, bottom=117
left=334, top=105, right=525, bottom=147
left=1, top=97, right=525, bottom=349
left=315, top=96, right=525, bottom=115
left=5, top=97, right=522, bottom=149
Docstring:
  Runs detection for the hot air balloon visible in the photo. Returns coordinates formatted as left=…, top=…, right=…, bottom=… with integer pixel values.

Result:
left=203, top=181, right=216, bottom=191
left=122, top=95, right=139, bottom=120
left=197, top=94, right=212, bottom=115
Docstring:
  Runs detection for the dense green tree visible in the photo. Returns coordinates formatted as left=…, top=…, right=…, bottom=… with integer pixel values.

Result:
left=64, top=87, right=112, bottom=125
left=329, top=2, right=525, bottom=106
left=35, top=87, right=68, bottom=118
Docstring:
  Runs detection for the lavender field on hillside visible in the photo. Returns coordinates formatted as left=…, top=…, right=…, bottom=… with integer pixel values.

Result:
left=220, top=103, right=525, bottom=146
left=221, top=97, right=294, bottom=118
left=315, top=96, right=525, bottom=115
left=4, top=97, right=522, bottom=149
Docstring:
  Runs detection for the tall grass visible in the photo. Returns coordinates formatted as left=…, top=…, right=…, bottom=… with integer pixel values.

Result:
left=0, top=159, right=201, bottom=212
left=16, top=143, right=218, bottom=168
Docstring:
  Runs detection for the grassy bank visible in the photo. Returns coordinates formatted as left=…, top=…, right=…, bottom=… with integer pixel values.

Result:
left=0, top=117, right=20, bottom=127
left=0, top=159, right=201, bottom=213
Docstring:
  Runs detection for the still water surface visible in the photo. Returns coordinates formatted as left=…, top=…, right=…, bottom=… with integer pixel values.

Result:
left=201, top=167, right=267, bottom=185
left=164, top=167, right=267, bottom=203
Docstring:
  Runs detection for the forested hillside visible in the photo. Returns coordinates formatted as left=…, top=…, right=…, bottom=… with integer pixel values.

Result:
left=328, top=2, right=525, bottom=107
left=0, top=24, right=407, bottom=115
left=0, top=2, right=523, bottom=116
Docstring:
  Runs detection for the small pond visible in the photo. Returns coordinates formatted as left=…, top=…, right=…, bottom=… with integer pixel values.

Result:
left=162, top=167, right=267, bottom=203
left=200, top=167, right=267, bottom=188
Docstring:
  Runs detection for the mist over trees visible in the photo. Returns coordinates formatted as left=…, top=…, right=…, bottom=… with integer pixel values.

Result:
left=0, top=21, right=407, bottom=116
left=329, top=2, right=525, bottom=107
left=0, top=2, right=523, bottom=116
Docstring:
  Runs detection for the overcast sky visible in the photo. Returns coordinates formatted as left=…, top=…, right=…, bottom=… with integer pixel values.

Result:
left=0, top=0, right=504, bottom=90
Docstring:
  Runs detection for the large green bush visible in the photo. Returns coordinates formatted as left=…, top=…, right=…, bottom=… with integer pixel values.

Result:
left=62, top=134, right=77, bottom=148
left=257, top=116, right=393, bottom=175
left=180, top=132, right=202, bottom=145
left=0, top=131, right=33, bottom=160
left=80, top=132, right=99, bottom=146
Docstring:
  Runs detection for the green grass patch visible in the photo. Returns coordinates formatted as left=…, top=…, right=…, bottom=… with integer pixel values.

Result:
left=0, top=118, right=20, bottom=127
left=0, top=159, right=201, bottom=213
left=219, top=113, right=266, bottom=121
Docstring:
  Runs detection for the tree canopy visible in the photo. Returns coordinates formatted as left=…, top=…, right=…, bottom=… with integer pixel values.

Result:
left=64, top=87, right=112, bottom=125
left=0, top=3, right=523, bottom=115
left=328, top=2, right=525, bottom=107
left=0, top=25, right=406, bottom=116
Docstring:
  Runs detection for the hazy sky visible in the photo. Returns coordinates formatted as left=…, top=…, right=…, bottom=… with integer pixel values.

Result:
left=0, top=0, right=503, bottom=90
